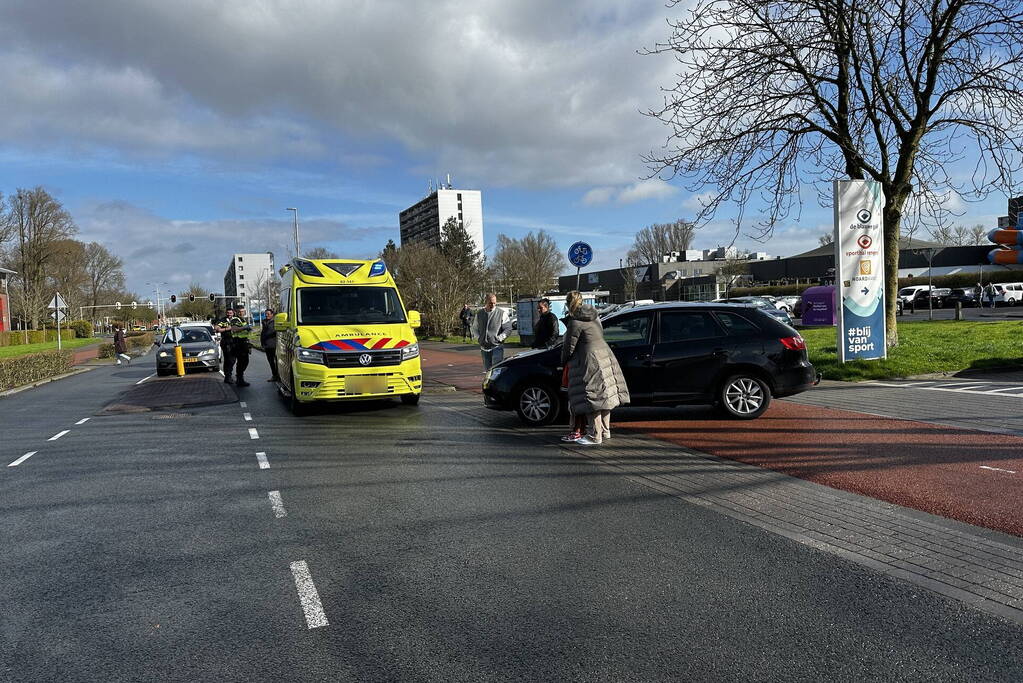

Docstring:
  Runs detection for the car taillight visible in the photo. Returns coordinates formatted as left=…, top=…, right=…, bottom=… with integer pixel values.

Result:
left=779, top=336, right=806, bottom=350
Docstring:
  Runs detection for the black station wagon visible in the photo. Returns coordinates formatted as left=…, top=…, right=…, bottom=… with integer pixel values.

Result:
left=482, top=302, right=818, bottom=426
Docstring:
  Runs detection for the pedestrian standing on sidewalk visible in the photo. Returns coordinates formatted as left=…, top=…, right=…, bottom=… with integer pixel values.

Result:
left=974, top=283, right=983, bottom=308
left=261, top=308, right=280, bottom=382
left=459, top=304, right=473, bottom=342
left=986, top=283, right=997, bottom=308
left=531, top=298, right=560, bottom=349
left=113, top=324, right=131, bottom=365
left=472, top=293, right=512, bottom=371
left=560, top=291, right=629, bottom=446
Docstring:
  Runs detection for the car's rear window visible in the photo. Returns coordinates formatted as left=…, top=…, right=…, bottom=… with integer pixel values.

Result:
left=714, top=311, right=761, bottom=335
left=658, top=311, right=725, bottom=343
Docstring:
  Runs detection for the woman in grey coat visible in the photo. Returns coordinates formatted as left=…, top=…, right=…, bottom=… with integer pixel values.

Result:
left=560, top=291, right=630, bottom=446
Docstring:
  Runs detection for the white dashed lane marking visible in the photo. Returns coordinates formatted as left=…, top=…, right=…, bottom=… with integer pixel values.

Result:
left=248, top=428, right=259, bottom=439
left=8, top=452, right=36, bottom=467
left=268, top=490, right=287, bottom=518
left=75, top=418, right=90, bottom=425
left=243, top=412, right=252, bottom=421
left=290, top=561, right=328, bottom=629
left=980, top=465, right=1017, bottom=474
left=48, top=430, right=69, bottom=441
left=240, top=401, right=247, bottom=408
left=256, top=452, right=270, bottom=470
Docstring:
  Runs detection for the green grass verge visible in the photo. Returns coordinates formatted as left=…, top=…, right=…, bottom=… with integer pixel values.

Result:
left=803, top=320, right=1023, bottom=381
left=0, top=338, right=100, bottom=359
left=424, top=334, right=524, bottom=346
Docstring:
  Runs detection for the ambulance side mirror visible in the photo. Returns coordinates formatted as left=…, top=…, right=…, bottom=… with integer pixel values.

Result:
left=274, top=312, right=287, bottom=326
left=407, top=310, right=421, bottom=328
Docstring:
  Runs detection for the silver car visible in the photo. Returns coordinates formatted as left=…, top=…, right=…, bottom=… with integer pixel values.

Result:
left=155, top=327, right=221, bottom=376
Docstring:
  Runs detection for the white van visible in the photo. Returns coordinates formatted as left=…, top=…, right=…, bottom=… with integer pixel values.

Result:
left=994, top=282, right=1023, bottom=306
left=897, top=285, right=931, bottom=305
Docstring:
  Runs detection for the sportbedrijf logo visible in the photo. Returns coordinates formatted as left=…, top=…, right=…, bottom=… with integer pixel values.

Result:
left=857, top=234, right=872, bottom=249
left=856, top=208, right=872, bottom=223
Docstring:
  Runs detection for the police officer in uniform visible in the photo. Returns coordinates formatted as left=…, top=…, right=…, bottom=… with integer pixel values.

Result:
left=230, top=303, right=254, bottom=387
left=215, top=308, right=236, bottom=383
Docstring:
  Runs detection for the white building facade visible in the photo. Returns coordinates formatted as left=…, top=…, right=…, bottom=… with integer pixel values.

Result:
left=224, top=253, right=275, bottom=309
left=399, top=188, right=485, bottom=256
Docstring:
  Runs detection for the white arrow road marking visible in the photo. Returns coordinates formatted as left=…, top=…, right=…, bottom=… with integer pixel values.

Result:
left=8, top=452, right=36, bottom=467
left=48, top=430, right=69, bottom=441
left=268, top=490, right=287, bottom=518
left=75, top=418, right=90, bottom=425
left=290, top=561, right=329, bottom=629
left=248, top=428, right=259, bottom=439
left=256, top=452, right=270, bottom=469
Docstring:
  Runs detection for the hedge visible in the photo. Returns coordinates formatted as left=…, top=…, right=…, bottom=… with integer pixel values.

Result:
left=0, top=329, right=76, bottom=348
left=69, top=320, right=94, bottom=338
left=98, top=332, right=154, bottom=359
left=0, top=349, right=74, bottom=392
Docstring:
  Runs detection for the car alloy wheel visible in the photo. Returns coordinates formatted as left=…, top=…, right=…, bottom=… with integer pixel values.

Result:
left=515, top=384, right=560, bottom=426
left=720, top=374, right=771, bottom=419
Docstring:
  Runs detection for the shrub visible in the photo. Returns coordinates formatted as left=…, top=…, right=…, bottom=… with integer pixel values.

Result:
left=97, top=343, right=115, bottom=359
left=69, top=320, right=94, bottom=338
left=0, top=349, right=74, bottom=392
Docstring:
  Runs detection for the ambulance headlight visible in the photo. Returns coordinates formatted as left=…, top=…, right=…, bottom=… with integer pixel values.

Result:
left=297, top=346, right=325, bottom=365
left=401, top=343, right=419, bottom=360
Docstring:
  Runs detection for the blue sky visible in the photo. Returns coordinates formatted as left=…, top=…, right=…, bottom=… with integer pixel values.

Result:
left=0, top=0, right=1011, bottom=298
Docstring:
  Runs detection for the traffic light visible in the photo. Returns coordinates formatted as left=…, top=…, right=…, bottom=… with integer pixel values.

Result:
left=131, top=301, right=138, bottom=310
left=147, top=301, right=154, bottom=309
left=189, top=294, right=196, bottom=303
left=209, top=293, right=216, bottom=302
left=115, top=301, right=122, bottom=310
left=170, top=295, right=177, bottom=303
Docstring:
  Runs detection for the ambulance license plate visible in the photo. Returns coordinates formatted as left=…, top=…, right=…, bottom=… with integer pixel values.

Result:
left=346, top=376, right=386, bottom=395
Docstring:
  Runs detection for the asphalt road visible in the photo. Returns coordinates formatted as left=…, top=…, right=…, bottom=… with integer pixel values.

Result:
left=2, top=352, right=1023, bottom=681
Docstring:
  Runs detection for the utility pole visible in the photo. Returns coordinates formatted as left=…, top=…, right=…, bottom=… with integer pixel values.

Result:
left=287, top=208, right=301, bottom=257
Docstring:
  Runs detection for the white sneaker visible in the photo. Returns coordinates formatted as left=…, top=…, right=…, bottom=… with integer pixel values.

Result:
left=602, top=432, right=611, bottom=441
left=575, top=436, right=602, bottom=446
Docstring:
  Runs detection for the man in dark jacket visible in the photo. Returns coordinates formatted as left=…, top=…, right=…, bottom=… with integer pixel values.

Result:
left=531, top=298, right=559, bottom=349
left=261, top=308, right=280, bottom=382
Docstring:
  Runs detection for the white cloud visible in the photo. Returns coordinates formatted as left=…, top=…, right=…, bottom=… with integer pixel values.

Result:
left=580, top=180, right=678, bottom=205
left=682, top=191, right=716, bottom=211
left=0, top=0, right=680, bottom=187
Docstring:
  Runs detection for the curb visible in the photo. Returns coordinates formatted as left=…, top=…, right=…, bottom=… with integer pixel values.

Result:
left=0, top=366, right=95, bottom=398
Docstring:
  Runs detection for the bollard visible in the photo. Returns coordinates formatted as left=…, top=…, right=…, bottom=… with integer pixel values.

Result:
left=955, top=301, right=964, bottom=321
left=174, top=345, right=185, bottom=376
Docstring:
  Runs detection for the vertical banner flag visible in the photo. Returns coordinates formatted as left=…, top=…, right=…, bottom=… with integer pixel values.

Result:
left=834, top=180, right=887, bottom=362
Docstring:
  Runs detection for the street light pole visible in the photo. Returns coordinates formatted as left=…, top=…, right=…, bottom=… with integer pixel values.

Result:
left=287, top=208, right=301, bottom=257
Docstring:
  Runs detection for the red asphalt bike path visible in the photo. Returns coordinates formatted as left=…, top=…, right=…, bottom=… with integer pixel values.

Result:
left=421, top=345, right=1023, bottom=538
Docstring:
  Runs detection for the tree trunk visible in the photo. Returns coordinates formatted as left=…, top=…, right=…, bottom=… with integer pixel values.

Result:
left=882, top=183, right=912, bottom=348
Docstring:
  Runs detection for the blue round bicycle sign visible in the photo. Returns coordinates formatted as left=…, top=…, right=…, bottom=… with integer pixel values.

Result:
left=568, top=241, right=593, bottom=267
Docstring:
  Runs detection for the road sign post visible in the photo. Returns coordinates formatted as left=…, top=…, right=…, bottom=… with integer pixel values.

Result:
left=568, top=242, right=594, bottom=291
left=48, top=293, right=68, bottom=351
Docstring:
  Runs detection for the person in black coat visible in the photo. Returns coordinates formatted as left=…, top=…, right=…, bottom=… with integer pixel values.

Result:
left=531, top=298, right=560, bottom=349
left=260, top=308, right=280, bottom=382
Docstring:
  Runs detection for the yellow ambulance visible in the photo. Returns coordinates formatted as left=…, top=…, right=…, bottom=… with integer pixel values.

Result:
left=274, top=257, right=422, bottom=414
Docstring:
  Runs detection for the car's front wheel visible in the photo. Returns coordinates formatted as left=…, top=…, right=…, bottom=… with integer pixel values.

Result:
left=718, top=374, right=771, bottom=419
left=1009, top=298, right=1017, bottom=307
left=514, top=382, right=561, bottom=426
left=288, top=370, right=309, bottom=416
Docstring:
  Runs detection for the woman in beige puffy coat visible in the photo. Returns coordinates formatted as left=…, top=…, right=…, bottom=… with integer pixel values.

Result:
left=560, top=291, right=630, bottom=445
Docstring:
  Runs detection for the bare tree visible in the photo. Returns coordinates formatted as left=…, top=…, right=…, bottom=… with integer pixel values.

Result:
left=645, top=0, right=1023, bottom=345
left=618, top=255, right=643, bottom=303
left=969, top=223, right=988, bottom=245
left=2, top=187, right=78, bottom=328
left=490, top=231, right=565, bottom=300
left=818, top=232, right=834, bottom=247
left=83, top=241, right=125, bottom=311
left=626, top=219, right=697, bottom=264
left=928, top=224, right=954, bottom=245
left=303, top=246, right=339, bottom=259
